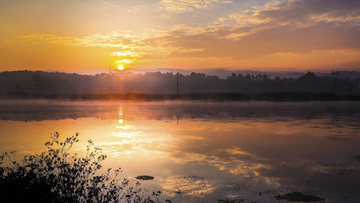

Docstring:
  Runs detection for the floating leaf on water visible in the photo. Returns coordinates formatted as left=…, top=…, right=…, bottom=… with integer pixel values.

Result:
left=274, top=192, right=324, bottom=202
left=217, top=199, right=244, bottom=203
left=135, top=175, right=154, bottom=180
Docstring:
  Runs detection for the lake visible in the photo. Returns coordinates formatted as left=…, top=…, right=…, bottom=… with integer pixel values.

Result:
left=1, top=100, right=360, bottom=202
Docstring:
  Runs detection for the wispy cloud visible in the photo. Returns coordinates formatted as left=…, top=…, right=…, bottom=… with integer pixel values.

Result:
left=148, top=0, right=360, bottom=60
left=22, top=31, right=147, bottom=48
left=160, top=0, right=233, bottom=13
left=102, top=2, right=121, bottom=9
left=254, top=0, right=360, bottom=25
left=21, top=30, right=173, bottom=67
left=20, top=0, right=360, bottom=69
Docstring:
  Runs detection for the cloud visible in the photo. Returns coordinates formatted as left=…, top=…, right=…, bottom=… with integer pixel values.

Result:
left=254, top=0, right=360, bottom=25
left=146, top=0, right=360, bottom=61
left=101, top=2, right=121, bottom=9
left=22, top=31, right=147, bottom=48
left=160, top=0, right=233, bottom=13
left=20, top=0, right=360, bottom=69
left=21, top=30, right=168, bottom=65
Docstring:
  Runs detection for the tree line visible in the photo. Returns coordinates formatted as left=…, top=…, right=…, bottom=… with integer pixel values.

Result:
left=0, top=70, right=359, bottom=95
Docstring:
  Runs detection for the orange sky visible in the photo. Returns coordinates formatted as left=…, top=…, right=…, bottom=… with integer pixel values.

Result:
left=1, top=0, right=360, bottom=74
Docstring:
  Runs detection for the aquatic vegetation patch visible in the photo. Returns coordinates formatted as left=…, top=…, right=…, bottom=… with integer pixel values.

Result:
left=274, top=192, right=324, bottom=202
left=135, top=175, right=154, bottom=180
left=217, top=199, right=244, bottom=203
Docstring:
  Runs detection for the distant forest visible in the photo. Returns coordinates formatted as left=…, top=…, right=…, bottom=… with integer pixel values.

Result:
left=0, top=70, right=359, bottom=95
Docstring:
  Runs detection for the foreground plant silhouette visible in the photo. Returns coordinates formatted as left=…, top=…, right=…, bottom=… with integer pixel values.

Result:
left=0, top=133, right=166, bottom=203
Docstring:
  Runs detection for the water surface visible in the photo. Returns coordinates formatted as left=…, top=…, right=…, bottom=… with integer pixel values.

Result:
left=1, top=101, right=360, bottom=202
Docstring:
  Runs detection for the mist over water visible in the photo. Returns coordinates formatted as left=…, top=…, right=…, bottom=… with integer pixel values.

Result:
left=1, top=101, right=360, bottom=202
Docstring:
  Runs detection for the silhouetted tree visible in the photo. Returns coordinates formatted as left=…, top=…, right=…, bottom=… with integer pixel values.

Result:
left=331, top=69, right=340, bottom=93
left=0, top=133, right=166, bottom=203
left=31, top=73, right=42, bottom=91
left=2, top=70, right=359, bottom=95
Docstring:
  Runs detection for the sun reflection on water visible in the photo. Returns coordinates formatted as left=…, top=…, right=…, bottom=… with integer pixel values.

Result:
left=1, top=102, right=360, bottom=202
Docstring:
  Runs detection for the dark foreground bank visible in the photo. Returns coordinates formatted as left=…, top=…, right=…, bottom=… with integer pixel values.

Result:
left=1, top=91, right=360, bottom=102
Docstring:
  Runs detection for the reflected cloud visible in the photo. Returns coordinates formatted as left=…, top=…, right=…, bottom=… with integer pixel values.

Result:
left=1, top=101, right=360, bottom=202
left=95, top=121, right=174, bottom=160
left=162, top=175, right=216, bottom=197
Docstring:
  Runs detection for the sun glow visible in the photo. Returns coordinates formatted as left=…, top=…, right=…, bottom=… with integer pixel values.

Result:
left=118, top=64, right=124, bottom=70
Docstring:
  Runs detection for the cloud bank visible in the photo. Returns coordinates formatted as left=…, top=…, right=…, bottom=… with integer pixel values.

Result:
left=16, top=0, right=360, bottom=71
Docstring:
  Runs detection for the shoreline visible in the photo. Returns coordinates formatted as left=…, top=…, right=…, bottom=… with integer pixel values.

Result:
left=1, top=91, right=360, bottom=102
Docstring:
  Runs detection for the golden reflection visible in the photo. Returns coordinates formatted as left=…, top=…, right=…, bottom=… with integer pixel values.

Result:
left=101, top=121, right=173, bottom=160
left=119, top=106, right=123, bottom=117
left=118, top=106, right=123, bottom=123
left=161, top=176, right=216, bottom=198
left=2, top=102, right=360, bottom=202
left=2, top=115, right=358, bottom=179
left=116, top=125, right=134, bottom=130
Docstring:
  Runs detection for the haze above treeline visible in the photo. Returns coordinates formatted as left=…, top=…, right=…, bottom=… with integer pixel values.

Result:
left=1, top=70, right=360, bottom=96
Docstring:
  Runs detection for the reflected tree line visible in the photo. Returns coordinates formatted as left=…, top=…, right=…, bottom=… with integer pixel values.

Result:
left=0, top=70, right=359, bottom=94
left=1, top=102, right=358, bottom=125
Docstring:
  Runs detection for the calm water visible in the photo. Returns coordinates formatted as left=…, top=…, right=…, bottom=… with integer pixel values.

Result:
left=1, top=101, right=360, bottom=202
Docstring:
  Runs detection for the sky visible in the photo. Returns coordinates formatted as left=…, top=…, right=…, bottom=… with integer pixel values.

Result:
left=1, top=0, right=360, bottom=74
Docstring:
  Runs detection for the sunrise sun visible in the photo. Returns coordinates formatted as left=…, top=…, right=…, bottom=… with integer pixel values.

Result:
left=118, top=64, right=124, bottom=70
